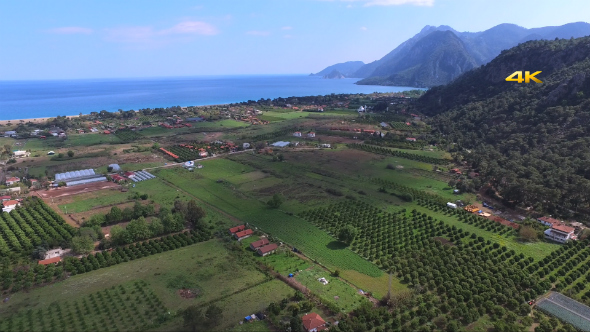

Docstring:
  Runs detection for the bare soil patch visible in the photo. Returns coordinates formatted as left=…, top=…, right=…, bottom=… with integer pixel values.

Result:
left=433, top=237, right=455, bottom=246
left=35, top=181, right=120, bottom=199
left=178, top=288, right=199, bottom=299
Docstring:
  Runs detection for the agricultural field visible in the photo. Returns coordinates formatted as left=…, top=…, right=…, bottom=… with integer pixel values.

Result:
left=114, top=129, right=145, bottom=143
left=0, top=239, right=282, bottom=332
left=0, top=198, right=75, bottom=254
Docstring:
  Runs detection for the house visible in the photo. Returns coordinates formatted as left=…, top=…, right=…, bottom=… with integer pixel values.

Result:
left=47, top=151, right=55, bottom=155
left=450, top=168, right=462, bottom=175
left=0, top=196, right=11, bottom=202
left=5, top=177, right=20, bottom=185
left=380, top=122, right=389, bottom=128
left=250, top=238, right=270, bottom=250
left=29, top=179, right=40, bottom=188
left=406, top=138, right=417, bottom=142
left=186, top=117, right=205, bottom=122
left=537, top=216, right=562, bottom=227
left=307, top=132, right=316, bottom=138
left=44, top=248, right=63, bottom=260
left=13, top=150, right=30, bottom=158
left=38, top=257, right=61, bottom=265
left=302, top=313, right=326, bottom=332
left=234, top=229, right=254, bottom=240
left=256, top=243, right=279, bottom=256
left=103, top=130, right=111, bottom=134
left=199, top=151, right=208, bottom=157
left=293, top=132, right=302, bottom=137
left=320, top=144, right=331, bottom=148
left=228, top=225, right=246, bottom=235
left=544, top=224, right=575, bottom=243
left=4, top=131, right=17, bottom=138
left=243, top=143, right=251, bottom=149
left=123, top=171, right=135, bottom=178
left=2, top=200, right=20, bottom=213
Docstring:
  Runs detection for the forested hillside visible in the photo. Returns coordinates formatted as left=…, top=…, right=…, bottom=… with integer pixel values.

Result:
left=417, top=36, right=590, bottom=218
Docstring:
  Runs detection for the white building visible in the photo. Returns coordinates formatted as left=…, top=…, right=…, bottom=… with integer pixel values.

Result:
left=243, top=143, right=251, bottom=149
left=293, top=132, right=302, bottom=137
left=307, top=132, right=316, bottom=138
left=2, top=200, right=19, bottom=213
left=13, top=150, right=30, bottom=158
left=446, top=202, right=457, bottom=209
left=4, top=131, right=17, bottom=137
left=537, top=216, right=562, bottom=227
left=544, top=225, right=575, bottom=243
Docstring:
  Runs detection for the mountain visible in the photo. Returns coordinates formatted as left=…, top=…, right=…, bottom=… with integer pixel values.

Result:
left=416, top=36, right=590, bottom=217
left=357, top=31, right=478, bottom=88
left=312, top=61, right=365, bottom=77
left=322, top=70, right=347, bottom=79
left=333, top=22, right=590, bottom=87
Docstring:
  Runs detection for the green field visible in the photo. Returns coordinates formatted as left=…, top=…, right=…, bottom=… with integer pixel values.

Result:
left=295, top=265, right=368, bottom=313
left=0, top=240, right=287, bottom=331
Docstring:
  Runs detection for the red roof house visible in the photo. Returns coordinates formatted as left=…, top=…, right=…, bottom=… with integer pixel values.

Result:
left=406, top=137, right=417, bottom=141
left=250, top=238, right=270, bottom=251
left=111, top=174, right=126, bottom=182
left=302, top=313, right=326, bottom=332
left=6, top=177, right=20, bottom=185
left=228, top=225, right=245, bottom=235
left=234, top=229, right=253, bottom=240
left=256, top=243, right=278, bottom=256
left=38, top=257, right=61, bottom=265
left=0, top=196, right=11, bottom=201
left=537, top=216, right=562, bottom=227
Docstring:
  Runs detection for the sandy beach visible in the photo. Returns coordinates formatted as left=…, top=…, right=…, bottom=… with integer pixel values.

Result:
left=0, top=115, right=79, bottom=126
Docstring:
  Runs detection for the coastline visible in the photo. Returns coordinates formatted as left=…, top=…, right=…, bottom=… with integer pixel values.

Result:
left=0, top=115, right=79, bottom=126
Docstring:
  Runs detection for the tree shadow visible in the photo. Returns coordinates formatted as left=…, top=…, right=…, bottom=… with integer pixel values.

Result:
left=326, top=241, right=347, bottom=250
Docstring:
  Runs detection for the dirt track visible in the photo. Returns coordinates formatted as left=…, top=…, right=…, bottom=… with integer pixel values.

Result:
left=34, top=181, right=120, bottom=199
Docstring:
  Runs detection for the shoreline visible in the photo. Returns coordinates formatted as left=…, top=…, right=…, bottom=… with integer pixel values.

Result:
left=0, top=115, right=79, bottom=126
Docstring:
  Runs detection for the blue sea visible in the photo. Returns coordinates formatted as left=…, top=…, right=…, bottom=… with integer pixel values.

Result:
left=0, top=75, right=418, bottom=120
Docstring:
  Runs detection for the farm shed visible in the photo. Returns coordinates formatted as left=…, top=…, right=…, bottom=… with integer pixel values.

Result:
left=271, top=141, right=290, bottom=147
left=234, top=229, right=253, bottom=240
left=38, top=257, right=61, bottom=265
left=256, top=243, right=278, bottom=256
left=250, top=238, right=270, bottom=250
left=446, top=202, right=457, bottom=209
left=228, top=225, right=245, bottom=235
left=109, top=164, right=121, bottom=172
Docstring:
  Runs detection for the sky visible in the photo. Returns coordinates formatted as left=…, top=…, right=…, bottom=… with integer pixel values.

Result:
left=1, top=0, right=589, bottom=80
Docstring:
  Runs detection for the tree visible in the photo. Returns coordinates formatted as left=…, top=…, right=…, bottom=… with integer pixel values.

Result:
left=107, top=206, right=123, bottom=223
left=267, top=194, right=284, bottom=208
left=110, top=225, right=130, bottom=245
left=174, top=200, right=187, bottom=217
left=338, top=225, right=357, bottom=245
left=519, top=226, right=538, bottom=242
left=183, top=305, right=204, bottom=332
left=204, top=304, right=223, bottom=328
left=149, top=218, right=165, bottom=236
left=67, top=150, right=74, bottom=157
left=58, top=153, right=64, bottom=158
left=163, top=213, right=184, bottom=233
left=186, top=200, right=206, bottom=227
left=126, top=217, right=152, bottom=241
left=71, top=236, right=95, bottom=255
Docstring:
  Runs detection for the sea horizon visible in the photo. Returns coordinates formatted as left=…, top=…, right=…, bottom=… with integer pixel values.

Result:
left=0, top=74, right=422, bottom=121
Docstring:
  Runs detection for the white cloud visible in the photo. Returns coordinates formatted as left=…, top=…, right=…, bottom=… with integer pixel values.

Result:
left=47, top=27, right=93, bottom=34
left=246, top=30, right=271, bottom=36
left=281, top=26, right=293, bottom=30
left=323, top=0, right=434, bottom=6
left=283, top=34, right=293, bottom=39
left=360, top=26, right=368, bottom=31
left=104, top=26, right=155, bottom=43
left=160, top=21, right=218, bottom=35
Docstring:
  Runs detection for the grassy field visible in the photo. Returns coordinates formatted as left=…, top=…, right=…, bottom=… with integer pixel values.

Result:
left=58, top=190, right=131, bottom=213
left=0, top=240, right=280, bottom=331
left=295, top=265, right=368, bottom=313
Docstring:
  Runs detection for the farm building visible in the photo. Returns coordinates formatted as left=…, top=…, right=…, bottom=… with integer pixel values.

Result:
left=186, top=117, right=205, bottom=122
left=109, top=164, right=121, bottom=172
left=234, top=229, right=253, bottom=240
left=228, top=225, right=246, bottom=235
left=406, top=137, right=417, bottom=142
left=124, top=171, right=135, bottom=178
left=243, top=143, right=251, bottom=149
left=250, top=238, right=270, bottom=250
left=536, top=292, right=590, bottom=331
left=293, top=131, right=302, bottom=137
left=13, top=150, right=30, bottom=158
left=5, top=177, right=20, bottom=185
left=302, top=313, right=326, bottom=332
left=55, top=169, right=107, bottom=187
left=320, top=144, right=331, bottom=148
left=111, top=174, right=127, bottom=183
left=38, top=257, right=61, bottom=265
left=271, top=141, right=290, bottom=147
left=544, top=224, right=575, bottom=243
left=256, top=243, right=278, bottom=256
left=307, top=132, right=316, bottom=138
left=128, top=171, right=156, bottom=183
left=0, top=196, right=11, bottom=202
left=446, top=202, right=457, bottom=209
left=47, top=151, right=55, bottom=155
left=2, top=200, right=20, bottom=213
left=4, top=130, right=17, bottom=137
